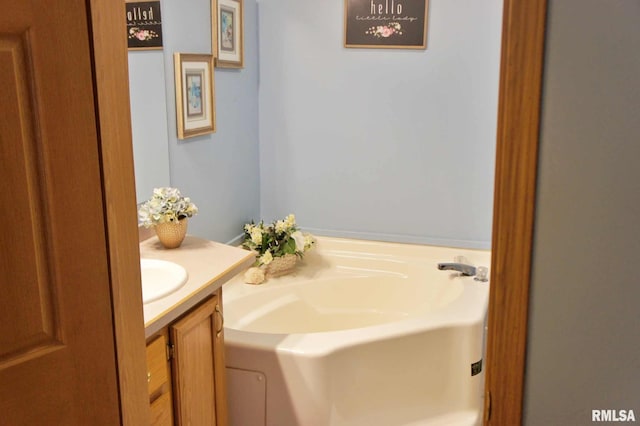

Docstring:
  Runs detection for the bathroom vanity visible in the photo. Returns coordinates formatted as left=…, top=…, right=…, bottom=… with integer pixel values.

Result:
left=140, top=235, right=254, bottom=425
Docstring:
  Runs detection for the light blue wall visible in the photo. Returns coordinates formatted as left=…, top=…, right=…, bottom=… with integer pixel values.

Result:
left=130, top=0, right=501, bottom=247
left=258, top=0, right=502, bottom=248
left=129, top=0, right=260, bottom=243
left=129, top=51, right=172, bottom=203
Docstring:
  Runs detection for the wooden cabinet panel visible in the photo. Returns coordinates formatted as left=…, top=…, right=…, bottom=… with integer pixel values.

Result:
left=146, top=332, right=173, bottom=425
left=150, top=392, right=173, bottom=426
left=170, top=292, right=227, bottom=426
left=146, top=335, right=169, bottom=398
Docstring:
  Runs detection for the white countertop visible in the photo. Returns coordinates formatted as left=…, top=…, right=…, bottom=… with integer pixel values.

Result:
left=140, top=235, right=255, bottom=338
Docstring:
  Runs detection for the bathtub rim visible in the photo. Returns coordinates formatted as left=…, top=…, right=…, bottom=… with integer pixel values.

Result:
left=223, top=235, right=490, bottom=356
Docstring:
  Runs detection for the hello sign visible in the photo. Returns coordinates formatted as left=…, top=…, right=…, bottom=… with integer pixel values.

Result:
left=126, top=1, right=163, bottom=50
left=344, top=0, right=429, bottom=49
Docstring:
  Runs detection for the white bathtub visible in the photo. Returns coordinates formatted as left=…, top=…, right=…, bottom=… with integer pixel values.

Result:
left=223, top=236, right=491, bottom=426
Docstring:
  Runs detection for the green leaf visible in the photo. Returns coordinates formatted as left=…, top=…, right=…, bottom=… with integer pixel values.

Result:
left=282, top=238, right=296, bottom=254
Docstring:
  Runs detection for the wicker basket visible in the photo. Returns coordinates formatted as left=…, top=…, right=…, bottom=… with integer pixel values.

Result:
left=155, top=218, right=188, bottom=249
left=265, top=253, right=298, bottom=277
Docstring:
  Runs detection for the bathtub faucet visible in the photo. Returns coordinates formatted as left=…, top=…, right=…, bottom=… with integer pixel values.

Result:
left=437, top=263, right=477, bottom=277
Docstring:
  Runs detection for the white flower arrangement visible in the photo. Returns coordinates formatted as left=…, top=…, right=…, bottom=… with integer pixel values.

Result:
left=242, top=214, right=315, bottom=266
left=138, top=187, right=198, bottom=228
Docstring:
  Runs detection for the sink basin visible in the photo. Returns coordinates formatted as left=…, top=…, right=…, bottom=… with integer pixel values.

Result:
left=140, top=259, right=188, bottom=303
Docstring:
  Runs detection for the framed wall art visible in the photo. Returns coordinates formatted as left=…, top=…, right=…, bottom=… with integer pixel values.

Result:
left=215, top=0, right=244, bottom=68
left=126, top=0, right=163, bottom=50
left=344, top=0, right=429, bottom=49
left=174, top=53, right=216, bottom=139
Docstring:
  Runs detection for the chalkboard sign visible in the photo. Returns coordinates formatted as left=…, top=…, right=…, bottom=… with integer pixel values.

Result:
left=126, top=1, right=163, bottom=50
left=344, top=0, right=428, bottom=49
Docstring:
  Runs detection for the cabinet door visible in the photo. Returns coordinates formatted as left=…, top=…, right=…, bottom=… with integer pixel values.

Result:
left=170, top=292, right=228, bottom=425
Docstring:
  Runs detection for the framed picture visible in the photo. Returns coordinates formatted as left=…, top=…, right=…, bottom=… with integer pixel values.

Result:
left=174, top=53, right=215, bottom=139
left=126, top=0, right=163, bottom=50
left=215, top=0, right=244, bottom=68
left=344, top=0, right=429, bottom=49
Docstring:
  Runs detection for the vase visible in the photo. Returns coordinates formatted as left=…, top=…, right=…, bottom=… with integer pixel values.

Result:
left=155, top=218, right=188, bottom=249
left=265, top=253, right=298, bottom=277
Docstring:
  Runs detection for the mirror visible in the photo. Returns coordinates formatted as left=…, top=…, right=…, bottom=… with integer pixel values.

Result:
left=128, top=50, right=171, bottom=203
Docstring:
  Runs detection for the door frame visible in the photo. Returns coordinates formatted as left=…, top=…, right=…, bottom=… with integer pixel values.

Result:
left=90, top=0, right=548, bottom=424
left=88, top=0, right=150, bottom=424
left=484, top=0, right=547, bottom=424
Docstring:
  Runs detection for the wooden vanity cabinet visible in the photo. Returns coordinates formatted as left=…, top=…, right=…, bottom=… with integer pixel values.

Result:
left=146, top=332, right=173, bottom=425
left=146, top=289, right=228, bottom=426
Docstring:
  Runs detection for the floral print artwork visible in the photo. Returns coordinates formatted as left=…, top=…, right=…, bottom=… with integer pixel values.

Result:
left=365, top=22, right=403, bottom=38
left=128, top=27, right=159, bottom=41
left=220, top=9, right=235, bottom=52
left=186, top=73, right=203, bottom=117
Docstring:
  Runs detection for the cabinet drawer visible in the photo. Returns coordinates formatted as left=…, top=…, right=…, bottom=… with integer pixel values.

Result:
left=146, top=335, right=169, bottom=397
left=150, top=391, right=173, bottom=426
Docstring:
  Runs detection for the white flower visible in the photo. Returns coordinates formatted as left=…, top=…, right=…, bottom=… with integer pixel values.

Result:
left=275, top=220, right=287, bottom=234
left=241, top=214, right=315, bottom=272
left=291, top=231, right=306, bottom=253
left=284, top=214, right=296, bottom=228
left=260, top=251, right=273, bottom=265
left=138, top=187, right=198, bottom=228
left=250, top=228, right=263, bottom=245
left=304, top=234, right=316, bottom=250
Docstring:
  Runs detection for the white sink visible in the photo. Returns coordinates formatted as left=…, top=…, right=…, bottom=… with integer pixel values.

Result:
left=140, top=258, right=188, bottom=304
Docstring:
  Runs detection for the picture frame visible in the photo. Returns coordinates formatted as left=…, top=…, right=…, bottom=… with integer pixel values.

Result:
left=344, top=0, right=429, bottom=49
left=215, top=0, right=244, bottom=68
left=173, top=53, right=216, bottom=139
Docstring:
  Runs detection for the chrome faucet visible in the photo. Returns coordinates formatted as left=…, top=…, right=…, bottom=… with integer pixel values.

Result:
left=437, top=262, right=477, bottom=277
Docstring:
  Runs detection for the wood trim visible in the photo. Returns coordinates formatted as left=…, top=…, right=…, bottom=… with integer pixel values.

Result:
left=484, top=0, right=548, bottom=424
left=87, top=0, right=150, bottom=424
left=213, top=289, right=229, bottom=425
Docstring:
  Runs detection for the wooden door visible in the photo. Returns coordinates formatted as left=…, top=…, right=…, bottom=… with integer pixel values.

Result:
left=0, top=1, right=121, bottom=424
left=170, top=292, right=228, bottom=426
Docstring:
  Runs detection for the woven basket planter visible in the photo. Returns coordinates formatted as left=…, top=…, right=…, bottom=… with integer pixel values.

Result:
left=265, top=253, right=298, bottom=277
